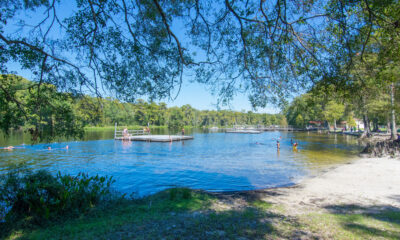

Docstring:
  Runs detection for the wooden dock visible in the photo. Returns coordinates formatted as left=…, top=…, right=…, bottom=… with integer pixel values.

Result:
left=225, top=130, right=262, bottom=134
left=115, top=135, right=194, bottom=142
left=114, top=123, right=194, bottom=142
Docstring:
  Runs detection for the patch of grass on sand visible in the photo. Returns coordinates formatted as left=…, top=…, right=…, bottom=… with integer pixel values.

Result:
left=297, top=208, right=400, bottom=239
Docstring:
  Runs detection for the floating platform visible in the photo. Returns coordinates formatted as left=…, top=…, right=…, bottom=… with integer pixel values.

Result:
left=115, top=135, right=194, bottom=142
left=225, top=130, right=262, bottom=134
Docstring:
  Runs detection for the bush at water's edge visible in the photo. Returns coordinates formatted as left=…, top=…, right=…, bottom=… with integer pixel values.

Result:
left=0, top=168, right=118, bottom=236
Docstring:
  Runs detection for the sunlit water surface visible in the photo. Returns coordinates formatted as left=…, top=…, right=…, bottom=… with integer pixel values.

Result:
left=0, top=130, right=363, bottom=196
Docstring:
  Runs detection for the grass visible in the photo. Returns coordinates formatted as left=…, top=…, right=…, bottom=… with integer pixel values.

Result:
left=298, top=210, right=400, bottom=239
left=2, top=189, right=400, bottom=240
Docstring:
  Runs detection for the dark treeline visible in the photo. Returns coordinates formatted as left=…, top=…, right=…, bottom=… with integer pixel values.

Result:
left=1, top=75, right=285, bottom=140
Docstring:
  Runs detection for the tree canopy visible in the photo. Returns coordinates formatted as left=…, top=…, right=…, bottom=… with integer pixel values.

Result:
left=1, top=0, right=399, bottom=139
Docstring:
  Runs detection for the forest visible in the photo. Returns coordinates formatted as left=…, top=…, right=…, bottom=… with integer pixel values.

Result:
left=284, top=83, right=400, bottom=133
left=284, top=53, right=400, bottom=137
left=0, top=74, right=286, bottom=140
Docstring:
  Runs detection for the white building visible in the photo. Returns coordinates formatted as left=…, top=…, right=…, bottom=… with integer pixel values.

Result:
left=354, top=118, right=365, bottom=130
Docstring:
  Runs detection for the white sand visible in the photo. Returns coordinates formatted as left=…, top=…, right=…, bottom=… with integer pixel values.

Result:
left=265, top=157, right=400, bottom=213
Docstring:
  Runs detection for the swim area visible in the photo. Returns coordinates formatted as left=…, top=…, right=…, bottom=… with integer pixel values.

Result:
left=0, top=130, right=363, bottom=196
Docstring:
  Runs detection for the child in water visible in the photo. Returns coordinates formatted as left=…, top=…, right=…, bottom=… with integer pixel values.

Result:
left=293, top=142, right=298, bottom=150
left=276, top=140, right=280, bottom=150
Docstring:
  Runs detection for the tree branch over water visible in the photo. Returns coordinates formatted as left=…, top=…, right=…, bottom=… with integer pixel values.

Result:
left=0, top=0, right=399, bottom=139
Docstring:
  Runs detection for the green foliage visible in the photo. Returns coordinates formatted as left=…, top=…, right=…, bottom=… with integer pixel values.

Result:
left=0, top=74, right=84, bottom=142
left=0, top=168, right=116, bottom=228
left=347, top=115, right=357, bottom=128
left=295, top=114, right=305, bottom=128
left=168, top=188, right=192, bottom=201
left=1, top=0, right=400, bottom=140
left=1, top=75, right=285, bottom=140
left=167, top=107, right=185, bottom=129
left=323, top=101, right=345, bottom=127
left=284, top=93, right=325, bottom=128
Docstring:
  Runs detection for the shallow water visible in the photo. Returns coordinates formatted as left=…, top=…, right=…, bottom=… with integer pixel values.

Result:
left=0, top=130, right=363, bottom=196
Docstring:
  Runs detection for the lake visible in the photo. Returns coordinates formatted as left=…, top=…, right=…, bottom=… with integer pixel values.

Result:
left=0, top=129, right=363, bottom=196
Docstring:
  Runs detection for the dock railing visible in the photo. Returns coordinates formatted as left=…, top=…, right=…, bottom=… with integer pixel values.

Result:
left=114, top=123, right=150, bottom=139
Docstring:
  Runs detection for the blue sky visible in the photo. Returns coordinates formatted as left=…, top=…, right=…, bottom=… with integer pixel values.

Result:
left=168, top=81, right=280, bottom=113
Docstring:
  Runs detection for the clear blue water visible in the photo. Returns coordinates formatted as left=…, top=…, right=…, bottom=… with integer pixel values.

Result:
left=0, top=131, right=362, bottom=196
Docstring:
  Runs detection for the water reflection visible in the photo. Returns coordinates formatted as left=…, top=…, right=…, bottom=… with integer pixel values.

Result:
left=0, top=130, right=363, bottom=196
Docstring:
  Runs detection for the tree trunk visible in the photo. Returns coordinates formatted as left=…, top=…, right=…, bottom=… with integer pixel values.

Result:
left=334, top=119, right=337, bottom=131
left=372, top=119, right=378, bottom=132
left=361, top=114, right=371, bottom=138
left=391, top=82, right=397, bottom=140
left=387, top=119, right=391, bottom=134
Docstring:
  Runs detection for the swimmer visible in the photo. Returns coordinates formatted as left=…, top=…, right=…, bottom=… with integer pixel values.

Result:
left=1, top=146, right=14, bottom=150
left=47, top=146, right=51, bottom=150
left=65, top=145, right=69, bottom=150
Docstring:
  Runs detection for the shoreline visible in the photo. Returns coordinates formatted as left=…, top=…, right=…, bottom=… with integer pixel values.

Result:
left=3, top=156, right=400, bottom=239
left=205, top=157, right=400, bottom=216
left=211, top=156, right=400, bottom=215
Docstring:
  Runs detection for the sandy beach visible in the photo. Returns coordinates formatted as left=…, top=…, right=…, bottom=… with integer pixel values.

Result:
left=258, top=156, right=400, bottom=214
left=212, top=156, right=400, bottom=215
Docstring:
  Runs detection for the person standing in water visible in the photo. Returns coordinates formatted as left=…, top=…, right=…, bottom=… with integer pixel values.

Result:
left=293, top=142, right=298, bottom=151
left=276, top=140, right=280, bottom=150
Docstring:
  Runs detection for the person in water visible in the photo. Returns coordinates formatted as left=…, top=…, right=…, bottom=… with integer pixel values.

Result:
left=123, top=128, right=129, bottom=138
left=182, top=127, right=185, bottom=136
left=1, top=146, right=14, bottom=150
left=293, top=142, right=298, bottom=150
left=276, top=140, right=280, bottom=150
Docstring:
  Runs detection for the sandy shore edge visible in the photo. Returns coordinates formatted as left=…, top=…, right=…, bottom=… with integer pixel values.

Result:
left=212, top=156, right=400, bottom=214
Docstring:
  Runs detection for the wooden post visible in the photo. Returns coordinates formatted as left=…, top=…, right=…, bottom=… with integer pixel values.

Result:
left=391, top=82, right=396, bottom=140
left=114, top=122, right=117, bottom=139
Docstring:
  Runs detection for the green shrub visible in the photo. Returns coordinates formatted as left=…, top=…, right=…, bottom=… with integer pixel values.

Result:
left=168, top=188, right=192, bottom=200
left=0, top=168, right=116, bottom=226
